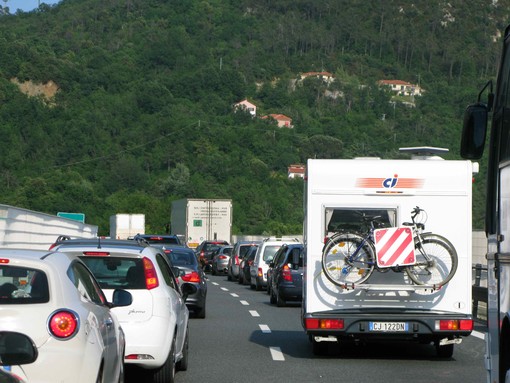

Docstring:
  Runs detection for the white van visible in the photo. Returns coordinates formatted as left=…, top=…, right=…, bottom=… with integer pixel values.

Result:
left=301, top=148, right=476, bottom=357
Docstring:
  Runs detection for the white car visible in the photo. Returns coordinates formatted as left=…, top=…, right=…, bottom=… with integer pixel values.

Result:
left=0, top=248, right=132, bottom=383
left=250, top=237, right=300, bottom=290
left=52, top=238, right=195, bottom=383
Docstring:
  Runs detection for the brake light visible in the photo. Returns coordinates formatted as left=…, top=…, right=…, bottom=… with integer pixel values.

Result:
left=150, top=236, right=163, bottom=240
left=199, top=251, right=205, bottom=259
left=0, top=259, right=9, bottom=264
left=219, top=255, right=227, bottom=260
left=436, top=319, right=473, bottom=331
left=82, top=251, right=110, bottom=256
left=282, top=264, right=292, bottom=282
left=258, top=268, right=263, bottom=277
left=305, top=318, right=344, bottom=330
left=181, top=271, right=201, bottom=283
left=48, top=310, right=79, bottom=339
left=235, top=255, right=239, bottom=265
left=143, top=257, right=159, bottom=290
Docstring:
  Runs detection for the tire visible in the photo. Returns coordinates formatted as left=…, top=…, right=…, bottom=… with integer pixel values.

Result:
left=196, top=302, right=206, bottom=319
left=212, top=266, right=217, bottom=276
left=312, top=338, right=329, bottom=356
left=270, top=289, right=276, bottom=304
left=176, top=327, right=189, bottom=371
left=255, top=280, right=262, bottom=291
left=321, top=232, right=375, bottom=287
left=238, top=273, right=244, bottom=284
left=118, top=347, right=125, bottom=383
left=435, top=340, right=454, bottom=358
left=152, top=339, right=176, bottom=383
left=266, top=283, right=272, bottom=296
left=276, top=290, right=286, bottom=307
left=405, top=234, right=458, bottom=287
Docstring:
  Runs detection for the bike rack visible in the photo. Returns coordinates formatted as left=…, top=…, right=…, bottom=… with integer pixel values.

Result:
left=340, top=283, right=441, bottom=292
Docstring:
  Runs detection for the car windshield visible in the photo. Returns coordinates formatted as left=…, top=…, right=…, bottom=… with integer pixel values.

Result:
left=263, top=245, right=282, bottom=262
left=79, top=257, right=146, bottom=289
left=166, top=250, right=197, bottom=266
left=0, top=266, right=49, bottom=304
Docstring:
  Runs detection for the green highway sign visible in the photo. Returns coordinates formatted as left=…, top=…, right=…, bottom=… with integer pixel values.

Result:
left=57, top=212, right=85, bottom=223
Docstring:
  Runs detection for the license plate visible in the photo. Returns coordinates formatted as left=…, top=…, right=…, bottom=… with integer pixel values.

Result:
left=369, top=322, right=408, bottom=332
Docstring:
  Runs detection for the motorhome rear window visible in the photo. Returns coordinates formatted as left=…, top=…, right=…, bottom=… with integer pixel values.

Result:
left=325, top=208, right=397, bottom=235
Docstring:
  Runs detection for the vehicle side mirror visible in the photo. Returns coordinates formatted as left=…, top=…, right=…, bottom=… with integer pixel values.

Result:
left=461, top=103, right=488, bottom=160
left=111, top=289, right=133, bottom=307
left=291, top=248, right=301, bottom=269
left=0, top=331, right=38, bottom=366
left=181, top=283, right=198, bottom=301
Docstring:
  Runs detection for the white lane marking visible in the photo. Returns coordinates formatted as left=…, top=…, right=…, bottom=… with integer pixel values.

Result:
left=211, top=282, right=219, bottom=286
left=220, top=287, right=228, bottom=291
left=270, top=347, right=285, bottom=361
left=231, top=293, right=239, bottom=297
left=249, top=310, right=260, bottom=317
left=259, top=324, right=271, bottom=333
left=472, top=330, right=485, bottom=340
left=240, top=300, right=249, bottom=305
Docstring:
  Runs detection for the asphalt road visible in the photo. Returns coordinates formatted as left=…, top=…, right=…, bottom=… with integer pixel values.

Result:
left=127, top=273, right=487, bottom=383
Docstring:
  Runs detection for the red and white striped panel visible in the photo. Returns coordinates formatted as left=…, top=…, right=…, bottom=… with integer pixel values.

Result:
left=374, top=227, right=415, bottom=268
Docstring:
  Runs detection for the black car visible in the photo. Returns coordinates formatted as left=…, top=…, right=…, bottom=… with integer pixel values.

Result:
left=155, top=245, right=208, bottom=318
left=195, top=240, right=230, bottom=272
left=133, top=234, right=183, bottom=246
left=268, top=243, right=304, bottom=307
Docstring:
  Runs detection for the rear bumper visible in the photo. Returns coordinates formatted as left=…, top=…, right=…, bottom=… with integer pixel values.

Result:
left=304, top=311, right=473, bottom=342
left=278, top=284, right=302, bottom=301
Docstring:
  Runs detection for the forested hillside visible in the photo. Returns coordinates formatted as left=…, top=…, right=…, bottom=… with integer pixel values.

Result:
left=0, top=0, right=507, bottom=234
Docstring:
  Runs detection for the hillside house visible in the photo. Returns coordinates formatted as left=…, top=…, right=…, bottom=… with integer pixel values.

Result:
left=233, top=99, right=257, bottom=117
left=261, top=113, right=293, bottom=128
left=378, top=80, right=423, bottom=97
left=288, top=164, right=305, bottom=179
left=299, top=71, right=335, bottom=84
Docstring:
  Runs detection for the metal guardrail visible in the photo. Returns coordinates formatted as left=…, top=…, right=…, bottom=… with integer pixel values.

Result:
left=472, top=263, right=488, bottom=323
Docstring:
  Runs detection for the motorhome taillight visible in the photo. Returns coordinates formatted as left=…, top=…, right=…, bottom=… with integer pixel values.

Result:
left=436, top=319, right=473, bottom=331
left=305, top=318, right=344, bottom=330
left=282, top=265, right=292, bottom=282
left=143, top=257, right=159, bottom=290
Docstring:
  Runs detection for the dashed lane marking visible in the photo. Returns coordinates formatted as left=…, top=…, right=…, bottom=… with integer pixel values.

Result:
left=472, top=330, right=485, bottom=340
left=231, top=293, right=239, bottom=297
left=270, top=347, right=285, bottom=361
left=240, top=300, right=249, bottom=305
left=211, top=282, right=219, bottom=286
left=220, top=287, right=228, bottom=291
left=249, top=310, right=260, bottom=317
left=259, top=324, right=271, bottom=333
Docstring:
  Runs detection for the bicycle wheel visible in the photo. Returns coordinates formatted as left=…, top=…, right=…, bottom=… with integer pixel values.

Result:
left=405, top=234, right=458, bottom=287
left=321, top=233, right=375, bottom=287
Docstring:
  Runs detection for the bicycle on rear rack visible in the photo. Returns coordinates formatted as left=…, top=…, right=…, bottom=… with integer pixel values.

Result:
left=321, top=206, right=458, bottom=289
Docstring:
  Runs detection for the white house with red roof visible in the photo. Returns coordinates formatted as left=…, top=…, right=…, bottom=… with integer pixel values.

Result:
left=288, top=164, right=305, bottom=179
left=261, top=113, right=293, bottom=128
left=378, top=80, right=423, bottom=97
left=233, top=99, right=257, bottom=117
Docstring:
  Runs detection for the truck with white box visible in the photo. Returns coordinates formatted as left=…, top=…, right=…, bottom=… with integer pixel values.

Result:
left=171, top=199, right=232, bottom=248
left=109, top=214, right=145, bottom=239
left=301, top=148, right=476, bottom=357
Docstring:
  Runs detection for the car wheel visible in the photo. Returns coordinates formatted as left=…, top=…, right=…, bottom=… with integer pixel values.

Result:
left=255, top=280, right=262, bottom=291
left=152, top=339, right=176, bottom=383
left=238, top=273, right=243, bottom=284
left=96, top=362, right=104, bottom=383
left=176, top=327, right=189, bottom=371
left=266, top=284, right=272, bottom=295
left=276, top=290, right=286, bottom=307
left=227, top=269, right=232, bottom=281
left=196, top=302, right=206, bottom=319
left=118, top=347, right=125, bottom=383
left=212, top=266, right=217, bottom=276
left=312, top=338, right=329, bottom=356
left=270, top=289, right=276, bottom=304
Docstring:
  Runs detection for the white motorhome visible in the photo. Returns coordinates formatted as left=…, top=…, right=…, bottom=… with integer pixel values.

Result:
left=302, top=148, right=476, bottom=357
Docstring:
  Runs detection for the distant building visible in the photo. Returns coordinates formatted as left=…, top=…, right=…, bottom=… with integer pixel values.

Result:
left=299, top=71, right=335, bottom=84
left=288, top=164, right=305, bottom=179
left=378, top=80, right=423, bottom=97
left=261, top=113, right=293, bottom=128
left=233, top=99, right=257, bottom=117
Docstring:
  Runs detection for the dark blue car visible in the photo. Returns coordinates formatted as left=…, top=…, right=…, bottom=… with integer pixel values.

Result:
left=267, top=243, right=304, bottom=307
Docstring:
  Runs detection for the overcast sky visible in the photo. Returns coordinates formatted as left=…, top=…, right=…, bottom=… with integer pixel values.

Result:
left=5, top=0, right=61, bottom=12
